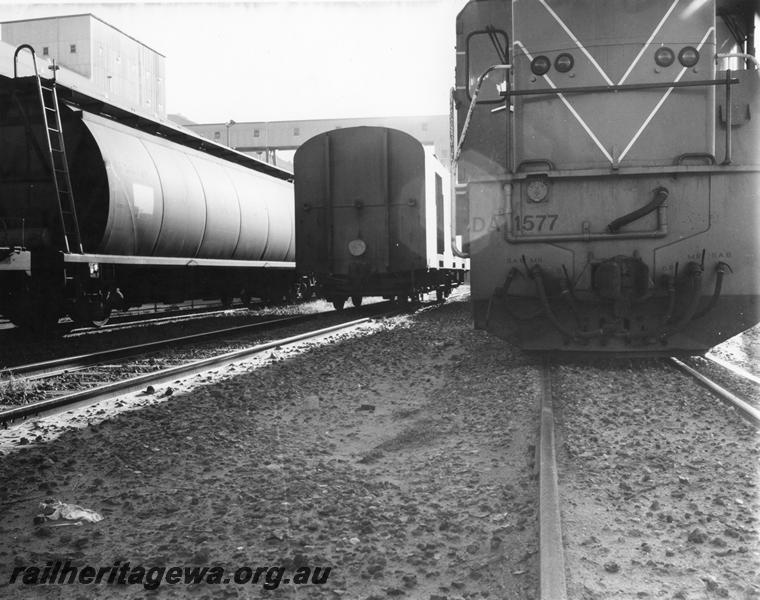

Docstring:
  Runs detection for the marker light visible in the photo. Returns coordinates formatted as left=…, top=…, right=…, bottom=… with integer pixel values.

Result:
left=531, top=55, right=551, bottom=76
left=678, top=46, right=699, bottom=67
left=654, top=47, right=675, bottom=67
left=554, top=53, right=574, bottom=73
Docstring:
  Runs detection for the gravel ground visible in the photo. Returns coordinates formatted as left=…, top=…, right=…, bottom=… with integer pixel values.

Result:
left=0, top=289, right=542, bottom=600
left=556, top=358, right=760, bottom=599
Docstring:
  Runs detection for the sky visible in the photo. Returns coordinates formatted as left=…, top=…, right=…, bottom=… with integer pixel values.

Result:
left=0, top=0, right=466, bottom=124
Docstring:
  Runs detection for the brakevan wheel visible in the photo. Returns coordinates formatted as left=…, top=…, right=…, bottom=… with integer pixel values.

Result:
left=332, top=297, right=347, bottom=311
left=351, top=295, right=363, bottom=307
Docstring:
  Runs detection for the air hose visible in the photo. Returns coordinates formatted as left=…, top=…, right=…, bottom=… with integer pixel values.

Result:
left=607, top=187, right=669, bottom=233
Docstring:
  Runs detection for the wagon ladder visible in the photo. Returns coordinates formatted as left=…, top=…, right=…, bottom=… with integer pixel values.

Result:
left=14, top=44, right=83, bottom=254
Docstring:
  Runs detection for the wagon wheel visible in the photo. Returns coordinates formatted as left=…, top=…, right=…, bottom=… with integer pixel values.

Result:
left=29, top=296, right=62, bottom=335
left=299, top=282, right=313, bottom=302
left=7, top=283, right=62, bottom=336
left=89, top=304, right=112, bottom=328
left=332, top=296, right=347, bottom=311
left=351, top=295, right=363, bottom=307
left=240, top=289, right=252, bottom=308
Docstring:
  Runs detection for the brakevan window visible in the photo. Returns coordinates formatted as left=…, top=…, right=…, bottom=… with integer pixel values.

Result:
left=467, top=29, right=508, bottom=103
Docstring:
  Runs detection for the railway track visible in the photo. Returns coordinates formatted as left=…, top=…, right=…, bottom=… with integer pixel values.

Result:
left=4, top=314, right=313, bottom=379
left=669, top=356, right=760, bottom=428
left=0, top=300, right=251, bottom=335
left=0, top=296, right=359, bottom=371
left=537, top=361, right=568, bottom=600
left=0, top=292, right=755, bottom=599
left=0, top=304, right=396, bottom=427
left=65, top=304, right=255, bottom=336
left=536, top=358, right=760, bottom=600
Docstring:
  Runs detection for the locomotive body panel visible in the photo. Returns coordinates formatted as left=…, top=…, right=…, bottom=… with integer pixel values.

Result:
left=512, top=0, right=716, bottom=169
left=455, top=0, right=759, bottom=353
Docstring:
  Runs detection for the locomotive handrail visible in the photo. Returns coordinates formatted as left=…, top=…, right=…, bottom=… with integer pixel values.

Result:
left=716, top=53, right=759, bottom=68
left=517, top=159, right=556, bottom=173
left=675, top=153, right=717, bottom=166
left=452, top=64, right=511, bottom=259
left=454, top=63, right=511, bottom=164
left=501, top=77, right=739, bottom=98
left=449, top=87, right=468, bottom=260
left=722, top=70, right=734, bottom=164
left=13, top=44, right=38, bottom=79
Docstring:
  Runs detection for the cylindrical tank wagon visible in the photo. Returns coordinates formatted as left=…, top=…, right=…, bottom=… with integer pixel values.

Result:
left=294, top=126, right=468, bottom=309
left=0, top=48, right=296, bottom=332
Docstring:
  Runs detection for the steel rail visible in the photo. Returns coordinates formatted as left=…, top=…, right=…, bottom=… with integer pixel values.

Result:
left=5, top=314, right=312, bottom=378
left=706, top=354, right=760, bottom=386
left=669, top=357, right=760, bottom=428
left=538, top=360, right=568, bottom=600
left=68, top=303, right=255, bottom=333
left=1, top=316, right=376, bottom=426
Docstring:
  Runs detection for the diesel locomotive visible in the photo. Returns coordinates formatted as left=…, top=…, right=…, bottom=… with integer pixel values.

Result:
left=294, top=126, right=467, bottom=309
left=453, top=0, right=759, bottom=354
left=0, top=45, right=296, bottom=333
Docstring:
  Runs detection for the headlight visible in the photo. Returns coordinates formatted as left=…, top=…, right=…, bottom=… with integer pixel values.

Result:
left=678, top=46, right=699, bottom=67
left=554, top=53, right=574, bottom=73
left=654, top=47, right=675, bottom=67
left=531, top=55, right=551, bottom=76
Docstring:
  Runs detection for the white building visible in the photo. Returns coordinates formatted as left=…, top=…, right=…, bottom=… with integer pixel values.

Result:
left=1, top=14, right=165, bottom=118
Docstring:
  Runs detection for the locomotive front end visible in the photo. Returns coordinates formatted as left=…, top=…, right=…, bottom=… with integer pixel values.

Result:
left=455, top=0, right=760, bottom=354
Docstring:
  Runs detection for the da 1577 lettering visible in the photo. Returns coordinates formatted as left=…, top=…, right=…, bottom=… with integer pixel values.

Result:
left=514, top=214, right=558, bottom=232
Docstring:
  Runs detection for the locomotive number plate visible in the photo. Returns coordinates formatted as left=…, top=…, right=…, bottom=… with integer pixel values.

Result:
left=514, top=214, right=559, bottom=232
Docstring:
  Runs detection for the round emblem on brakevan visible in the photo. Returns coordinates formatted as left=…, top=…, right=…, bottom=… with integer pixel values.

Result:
left=348, top=239, right=367, bottom=256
